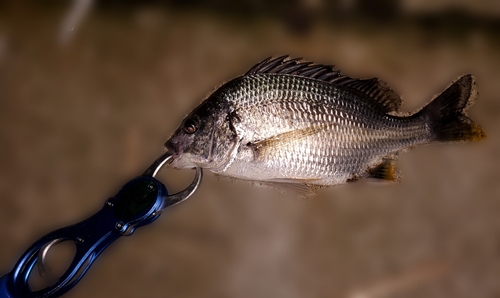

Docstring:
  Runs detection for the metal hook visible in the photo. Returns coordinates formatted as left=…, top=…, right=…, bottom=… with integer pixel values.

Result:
left=143, top=151, right=174, bottom=178
left=143, top=151, right=203, bottom=209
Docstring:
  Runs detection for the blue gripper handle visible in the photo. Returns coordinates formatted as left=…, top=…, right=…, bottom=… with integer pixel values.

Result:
left=0, top=175, right=168, bottom=298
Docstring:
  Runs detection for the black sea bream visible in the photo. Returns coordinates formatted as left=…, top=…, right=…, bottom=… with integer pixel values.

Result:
left=165, top=56, right=486, bottom=194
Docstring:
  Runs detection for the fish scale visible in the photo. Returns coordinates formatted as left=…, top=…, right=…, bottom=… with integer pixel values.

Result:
left=165, top=56, right=485, bottom=194
left=216, top=74, right=429, bottom=184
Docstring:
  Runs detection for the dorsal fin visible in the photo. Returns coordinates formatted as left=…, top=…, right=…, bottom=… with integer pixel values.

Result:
left=245, top=56, right=402, bottom=113
left=331, top=76, right=402, bottom=112
left=245, top=55, right=341, bottom=82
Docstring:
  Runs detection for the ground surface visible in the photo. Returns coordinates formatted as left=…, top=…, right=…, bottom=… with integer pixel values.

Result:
left=0, top=4, right=499, bottom=298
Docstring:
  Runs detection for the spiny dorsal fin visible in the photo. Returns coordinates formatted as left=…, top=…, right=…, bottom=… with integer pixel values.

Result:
left=245, top=55, right=341, bottom=82
left=246, top=56, right=402, bottom=113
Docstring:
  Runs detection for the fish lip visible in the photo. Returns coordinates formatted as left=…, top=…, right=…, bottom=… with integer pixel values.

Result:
left=164, top=141, right=180, bottom=159
left=168, top=158, right=183, bottom=169
left=168, top=152, right=199, bottom=169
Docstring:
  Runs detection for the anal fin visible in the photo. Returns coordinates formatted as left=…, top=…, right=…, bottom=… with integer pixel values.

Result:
left=368, top=158, right=400, bottom=182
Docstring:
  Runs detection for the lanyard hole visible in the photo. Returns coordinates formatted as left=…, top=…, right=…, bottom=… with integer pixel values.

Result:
left=29, top=239, right=76, bottom=291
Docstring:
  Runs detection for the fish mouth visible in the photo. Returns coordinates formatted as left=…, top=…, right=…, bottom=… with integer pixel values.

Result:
left=164, top=141, right=180, bottom=159
left=164, top=140, right=198, bottom=169
left=169, top=157, right=190, bottom=169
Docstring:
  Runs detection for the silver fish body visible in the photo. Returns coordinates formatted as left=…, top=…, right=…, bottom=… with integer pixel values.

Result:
left=165, top=56, right=485, bottom=192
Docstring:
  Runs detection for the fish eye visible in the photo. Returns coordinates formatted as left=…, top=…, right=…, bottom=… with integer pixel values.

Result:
left=183, top=117, right=199, bottom=134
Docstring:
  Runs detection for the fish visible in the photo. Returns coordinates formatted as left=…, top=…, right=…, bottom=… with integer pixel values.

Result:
left=164, top=55, right=486, bottom=195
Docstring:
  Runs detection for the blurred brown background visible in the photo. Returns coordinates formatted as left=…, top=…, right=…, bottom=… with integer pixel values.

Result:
left=0, top=1, right=499, bottom=297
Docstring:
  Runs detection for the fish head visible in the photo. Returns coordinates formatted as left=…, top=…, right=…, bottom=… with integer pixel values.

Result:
left=165, top=97, right=238, bottom=169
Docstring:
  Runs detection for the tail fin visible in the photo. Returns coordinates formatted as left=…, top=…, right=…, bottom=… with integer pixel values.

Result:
left=419, top=74, right=486, bottom=142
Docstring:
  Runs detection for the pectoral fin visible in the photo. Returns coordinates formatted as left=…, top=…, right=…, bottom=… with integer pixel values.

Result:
left=248, top=125, right=326, bottom=159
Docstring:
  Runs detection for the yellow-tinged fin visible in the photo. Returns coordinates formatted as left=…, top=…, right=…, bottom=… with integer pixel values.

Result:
left=367, top=158, right=401, bottom=182
left=418, top=74, right=486, bottom=142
